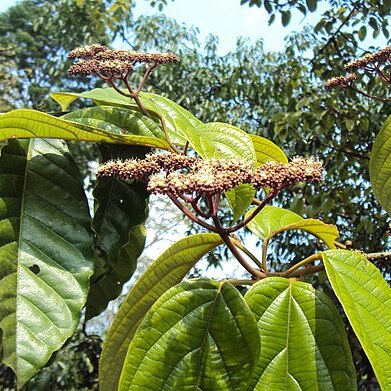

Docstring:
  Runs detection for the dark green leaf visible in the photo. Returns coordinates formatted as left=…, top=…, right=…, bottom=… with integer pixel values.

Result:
left=306, top=0, right=317, bottom=12
left=86, top=145, right=149, bottom=320
left=358, top=25, right=367, bottom=41
left=0, top=139, right=94, bottom=387
left=281, top=11, right=291, bottom=27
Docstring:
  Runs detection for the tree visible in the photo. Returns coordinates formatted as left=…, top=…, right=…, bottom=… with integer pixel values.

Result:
left=0, top=1, right=390, bottom=388
left=0, top=38, right=391, bottom=390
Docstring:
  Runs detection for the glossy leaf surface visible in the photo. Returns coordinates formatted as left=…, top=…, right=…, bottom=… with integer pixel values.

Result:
left=62, top=105, right=166, bottom=140
left=191, top=122, right=256, bottom=162
left=369, top=114, right=391, bottom=215
left=246, top=205, right=338, bottom=248
left=245, top=277, right=356, bottom=390
left=0, top=139, right=94, bottom=387
left=140, top=91, right=202, bottom=145
left=119, top=279, right=260, bottom=391
left=249, top=134, right=288, bottom=165
left=322, top=250, right=391, bottom=391
left=0, top=109, right=171, bottom=149
left=100, top=234, right=223, bottom=391
left=52, top=88, right=203, bottom=146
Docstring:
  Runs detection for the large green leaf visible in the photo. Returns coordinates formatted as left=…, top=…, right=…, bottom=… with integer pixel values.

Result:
left=0, top=139, right=94, bottom=387
left=0, top=109, right=171, bottom=149
left=99, top=233, right=223, bottom=391
left=245, top=277, right=356, bottom=390
left=249, top=134, right=288, bottom=165
left=322, top=250, right=391, bottom=390
left=51, top=89, right=202, bottom=146
left=62, top=105, right=166, bottom=140
left=369, top=114, right=391, bottom=215
left=246, top=205, right=338, bottom=248
left=119, top=278, right=260, bottom=391
left=85, top=144, right=150, bottom=320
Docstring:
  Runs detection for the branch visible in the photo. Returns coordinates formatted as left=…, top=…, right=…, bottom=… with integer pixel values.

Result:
left=310, top=4, right=359, bottom=66
left=167, top=193, right=217, bottom=232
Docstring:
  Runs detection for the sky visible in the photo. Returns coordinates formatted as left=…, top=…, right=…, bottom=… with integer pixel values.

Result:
left=132, top=0, right=327, bottom=53
left=0, top=0, right=328, bottom=54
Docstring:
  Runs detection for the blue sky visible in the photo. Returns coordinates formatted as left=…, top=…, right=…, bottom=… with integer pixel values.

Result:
left=0, top=1, right=385, bottom=54
left=0, top=0, right=329, bottom=54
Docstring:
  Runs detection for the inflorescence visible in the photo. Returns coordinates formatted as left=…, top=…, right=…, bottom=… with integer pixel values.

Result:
left=324, top=46, right=391, bottom=96
left=68, top=44, right=179, bottom=78
left=97, top=153, right=323, bottom=197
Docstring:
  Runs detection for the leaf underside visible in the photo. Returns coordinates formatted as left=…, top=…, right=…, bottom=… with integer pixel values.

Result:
left=118, top=279, right=260, bottom=391
left=99, top=233, right=223, bottom=391
left=245, top=277, right=356, bottom=391
left=322, top=250, right=391, bottom=391
left=369, top=114, right=391, bottom=215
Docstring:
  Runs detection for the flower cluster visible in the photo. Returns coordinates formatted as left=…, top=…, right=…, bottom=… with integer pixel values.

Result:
left=324, top=46, right=391, bottom=91
left=68, top=44, right=179, bottom=78
left=97, top=153, right=197, bottom=182
left=97, top=153, right=323, bottom=196
left=324, top=73, right=358, bottom=88
left=344, top=46, right=391, bottom=72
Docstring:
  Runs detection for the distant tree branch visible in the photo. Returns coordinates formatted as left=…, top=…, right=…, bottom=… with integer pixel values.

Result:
left=310, top=3, right=360, bottom=67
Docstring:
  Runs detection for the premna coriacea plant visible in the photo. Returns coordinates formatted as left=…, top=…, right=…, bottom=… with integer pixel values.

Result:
left=0, top=43, right=390, bottom=390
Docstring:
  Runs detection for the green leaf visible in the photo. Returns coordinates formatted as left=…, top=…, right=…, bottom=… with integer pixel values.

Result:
left=190, top=122, right=256, bottom=162
left=358, top=25, right=367, bottom=41
left=225, top=184, right=255, bottom=222
left=51, top=89, right=133, bottom=112
left=246, top=205, right=338, bottom=248
left=306, top=0, right=317, bottom=12
left=249, top=134, right=288, bottom=166
left=245, top=277, right=356, bottom=391
left=62, top=105, right=166, bottom=140
left=99, top=234, right=223, bottom=391
left=281, top=10, right=291, bottom=27
left=345, top=118, right=355, bottom=132
left=0, top=109, right=171, bottom=150
left=369, top=114, right=391, bottom=215
left=322, top=250, right=391, bottom=390
left=86, top=145, right=150, bottom=320
left=118, top=279, right=260, bottom=391
left=188, top=122, right=256, bottom=220
left=52, top=89, right=202, bottom=146
left=0, top=139, right=94, bottom=387
left=140, top=91, right=203, bottom=146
